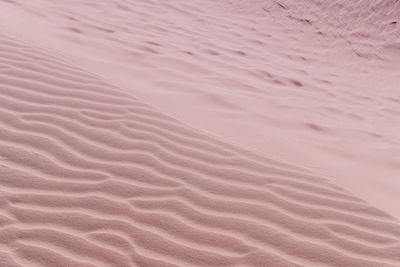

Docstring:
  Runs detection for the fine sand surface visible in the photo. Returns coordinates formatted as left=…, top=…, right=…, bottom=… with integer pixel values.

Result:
left=0, top=0, right=400, bottom=266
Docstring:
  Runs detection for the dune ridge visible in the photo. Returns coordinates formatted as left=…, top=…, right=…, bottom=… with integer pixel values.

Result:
left=1, top=0, right=399, bottom=219
left=0, top=31, right=400, bottom=266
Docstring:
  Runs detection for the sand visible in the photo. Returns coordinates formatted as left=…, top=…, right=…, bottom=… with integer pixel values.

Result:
left=0, top=0, right=399, bottom=266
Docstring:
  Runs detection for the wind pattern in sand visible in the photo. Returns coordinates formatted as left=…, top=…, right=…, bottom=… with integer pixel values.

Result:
left=0, top=32, right=400, bottom=267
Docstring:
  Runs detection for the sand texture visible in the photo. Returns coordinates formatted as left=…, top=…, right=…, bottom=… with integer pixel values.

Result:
left=0, top=0, right=400, bottom=266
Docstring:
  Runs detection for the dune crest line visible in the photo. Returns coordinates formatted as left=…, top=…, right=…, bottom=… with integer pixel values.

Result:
left=0, top=31, right=399, bottom=267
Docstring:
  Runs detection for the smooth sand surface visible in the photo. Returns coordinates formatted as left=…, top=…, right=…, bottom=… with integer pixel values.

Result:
left=0, top=0, right=400, bottom=266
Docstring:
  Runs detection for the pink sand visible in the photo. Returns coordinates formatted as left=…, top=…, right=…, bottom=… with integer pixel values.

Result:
left=0, top=0, right=399, bottom=266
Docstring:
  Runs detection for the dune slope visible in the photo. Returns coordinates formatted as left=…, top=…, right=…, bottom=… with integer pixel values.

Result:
left=1, top=0, right=399, bottom=218
left=0, top=31, right=400, bottom=266
left=0, top=0, right=400, bottom=266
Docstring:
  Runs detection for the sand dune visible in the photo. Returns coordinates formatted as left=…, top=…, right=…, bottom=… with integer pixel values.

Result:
left=1, top=0, right=399, bottom=218
left=0, top=0, right=400, bottom=266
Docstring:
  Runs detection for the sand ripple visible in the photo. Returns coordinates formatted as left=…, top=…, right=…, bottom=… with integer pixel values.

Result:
left=0, top=32, right=399, bottom=266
